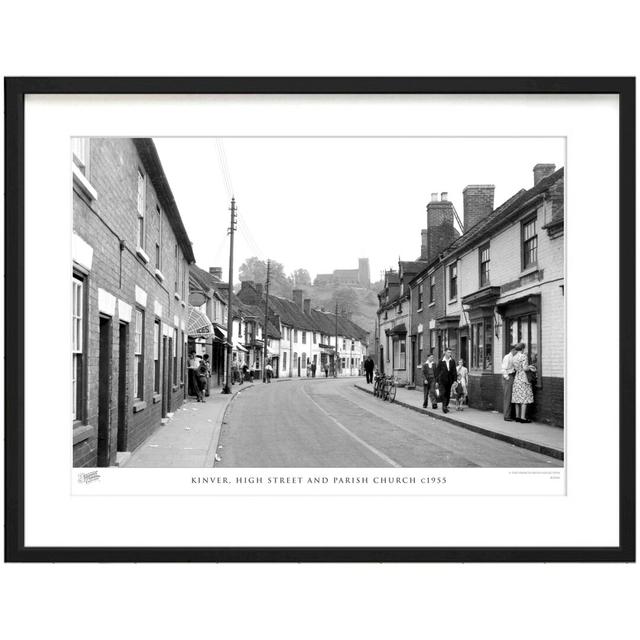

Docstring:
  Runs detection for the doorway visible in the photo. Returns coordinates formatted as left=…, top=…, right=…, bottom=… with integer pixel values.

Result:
left=97, top=316, right=112, bottom=467
left=167, top=336, right=173, bottom=413
left=117, top=321, right=128, bottom=452
left=460, top=335, right=468, bottom=368
left=161, top=335, right=168, bottom=418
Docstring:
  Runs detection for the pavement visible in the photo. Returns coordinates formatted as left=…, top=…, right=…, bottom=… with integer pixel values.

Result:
left=354, top=381, right=564, bottom=460
left=124, top=384, right=255, bottom=467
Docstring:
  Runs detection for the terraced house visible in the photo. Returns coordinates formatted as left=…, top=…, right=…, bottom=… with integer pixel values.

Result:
left=72, top=138, right=194, bottom=467
left=408, top=164, right=565, bottom=426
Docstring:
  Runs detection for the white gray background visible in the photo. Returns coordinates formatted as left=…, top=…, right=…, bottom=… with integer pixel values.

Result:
left=1, top=3, right=637, bottom=640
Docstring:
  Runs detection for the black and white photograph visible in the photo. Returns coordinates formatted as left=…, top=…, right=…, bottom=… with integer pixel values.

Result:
left=71, top=136, right=565, bottom=473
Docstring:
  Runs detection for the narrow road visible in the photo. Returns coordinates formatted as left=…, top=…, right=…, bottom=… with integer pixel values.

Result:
left=215, top=378, right=561, bottom=468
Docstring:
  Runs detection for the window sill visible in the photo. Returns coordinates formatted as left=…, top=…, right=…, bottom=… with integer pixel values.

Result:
left=136, top=247, right=150, bottom=264
left=72, top=163, right=98, bottom=201
left=416, top=308, right=423, bottom=313
left=520, top=265, right=538, bottom=277
left=172, top=385, right=179, bottom=392
left=174, top=292, right=181, bottom=301
left=155, top=269, right=165, bottom=282
left=428, top=302, right=436, bottom=308
left=181, top=301, right=186, bottom=308
left=179, top=382, right=184, bottom=388
left=73, top=423, right=94, bottom=446
left=133, top=400, right=147, bottom=413
left=152, top=394, right=161, bottom=404
left=448, top=298, right=458, bottom=303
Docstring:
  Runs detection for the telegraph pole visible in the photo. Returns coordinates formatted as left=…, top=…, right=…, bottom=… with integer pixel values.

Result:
left=222, top=197, right=237, bottom=394
left=334, top=301, right=339, bottom=378
left=262, top=259, right=271, bottom=383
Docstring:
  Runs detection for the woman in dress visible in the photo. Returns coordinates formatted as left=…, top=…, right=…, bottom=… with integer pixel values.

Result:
left=511, top=342, right=535, bottom=423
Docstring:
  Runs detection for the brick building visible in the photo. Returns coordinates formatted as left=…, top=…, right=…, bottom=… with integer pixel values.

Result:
left=406, top=165, right=565, bottom=426
left=72, top=138, right=194, bottom=467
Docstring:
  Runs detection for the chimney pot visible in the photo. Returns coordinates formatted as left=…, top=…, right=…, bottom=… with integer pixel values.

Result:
left=533, top=163, right=556, bottom=185
left=431, top=192, right=438, bottom=202
left=441, top=192, right=448, bottom=201
left=208, top=266, right=223, bottom=279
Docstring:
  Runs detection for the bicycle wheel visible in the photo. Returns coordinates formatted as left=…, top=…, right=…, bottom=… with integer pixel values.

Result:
left=387, top=382, right=396, bottom=403
left=373, top=380, right=379, bottom=397
left=382, top=381, right=390, bottom=401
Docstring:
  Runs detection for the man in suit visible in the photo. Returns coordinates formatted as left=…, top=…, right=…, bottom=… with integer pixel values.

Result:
left=364, top=356, right=375, bottom=384
left=421, top=353, right=437, bottom=409
left=435, top=348, right=457, bottom=413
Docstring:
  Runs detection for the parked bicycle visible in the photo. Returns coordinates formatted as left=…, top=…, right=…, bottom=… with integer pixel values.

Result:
left=373, top=371, right=397, bottom=403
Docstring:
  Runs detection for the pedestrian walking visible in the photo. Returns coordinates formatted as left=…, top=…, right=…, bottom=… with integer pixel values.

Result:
left=456, top=358, right=469, bottom=405
left=450, top=374, right=465, bottom=411
left=265, top=361, right=273, bottom=383
left=364, top=356, right=375, bottom=384
left=511, top=343, right=535, bottom=423
left=187, top=351, right=202, bottom=400
left=196, top=360, right=208, bottom=402
left=420, top=353, right=437, bottom=408
left=311, top=362, right=317, bottom=377
left=435, top=348, right=457, bottom=414
left=501, top=344, right=518, bottom=421
left=324, top=362, right=329, bottom=378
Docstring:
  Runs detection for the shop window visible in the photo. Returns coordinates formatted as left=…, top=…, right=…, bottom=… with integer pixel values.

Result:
left=522, top=217, right=538, bottom=269
left=479, top=243, right=490, bottom=286
left=134, top=308, right=145, bottom=399
left=72, top=275, right=85, bottom=421
left=471, top=318, right=493, bottom=370
left=507, top=313, right=539, bottom=376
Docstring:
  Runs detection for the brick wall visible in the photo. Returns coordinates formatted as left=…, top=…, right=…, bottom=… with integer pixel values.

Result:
left=72, top=138, right=190, bottom=467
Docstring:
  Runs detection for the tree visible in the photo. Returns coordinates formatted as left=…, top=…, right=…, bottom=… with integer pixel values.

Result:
left=292, top=268, right=311, bottom=287
left=238, top=257, right=293, bottom=297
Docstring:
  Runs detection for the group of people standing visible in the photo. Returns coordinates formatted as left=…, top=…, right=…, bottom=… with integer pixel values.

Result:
left=420, top=349, right=468, bottom=414
left=187, top=351, right=211, bottom=402
left=501, top=342, right=536, bottom=423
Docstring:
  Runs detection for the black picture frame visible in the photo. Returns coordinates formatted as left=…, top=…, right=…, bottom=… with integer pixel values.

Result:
left=4, top=77, right=635, bottom=563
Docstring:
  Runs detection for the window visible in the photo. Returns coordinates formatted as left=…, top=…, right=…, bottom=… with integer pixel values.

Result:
left=72, top=276, right=84, bottom=421
left=294, top=329, right=298, bottom=343
left=72, top=138, right=88, bottom=175
left=522, top=217, right=538, bottom=268
left=238, top=321, right=242, bottom=337
left=393, top=339, right=406, bottom=370
left=136, top=169, right=146, bottom=249
left=507, top=313, right=539, bottom=374
left=173, top=328, right=178, bottom=384
left=283, top=352, right=287, bottom=370
left=417, top=284, right=424, bottom=309
left=302, top=331, right=306, bottom=344
left=351, top=340, right=354, bottom=351
left=155, top=206, right=162, bottom=270
left=174, top=245, right=179, bottom=293
left=449, top=263, right=457, bottom=299
left=134, top=309, right=145, bottom=399
left=418, top=332, right=423, bottom=365
left=313, top=332, right=317, bottom=344
left=429, top=275, right=436, bottom=303
left=471, top=318, right=493, bottom=370
left=479, top=243, right=490, bottom=286
left=153, top=320, right=161, bottom=394
left=342, top=339, right=346, bottom=350
left=430, top=329, right=436, bottom=356
left=301, top=353, right=307, bottom=368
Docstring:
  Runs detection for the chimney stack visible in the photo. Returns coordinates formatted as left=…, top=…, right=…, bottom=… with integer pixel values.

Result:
left=425, top=195, right=460, bottom=263
left=303, top=298, right=311, bottom=315
left=209, top=266, right=223, bottom=280
left=533, top=163, right=556, bottom=185
left=420, top=229, right=428, bottom=260
left=463, top=185, right=495, bottom=231
left=441, top=192, right=448, bottom=201
left=292, top=289, right=303, bottom=308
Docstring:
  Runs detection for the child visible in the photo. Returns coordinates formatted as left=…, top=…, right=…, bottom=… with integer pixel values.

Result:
left=451, top=374, right=465, bottom=411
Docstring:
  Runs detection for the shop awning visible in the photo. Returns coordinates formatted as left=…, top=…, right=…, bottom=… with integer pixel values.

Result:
left=386, top=323, right=407, bottom=336
left=235, top=344, right=248, bottom=353
left=187, top=306, right=214, bottom=339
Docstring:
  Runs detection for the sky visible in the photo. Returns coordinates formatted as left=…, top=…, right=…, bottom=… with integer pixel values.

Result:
left=154, top=137, right=565, bottom=285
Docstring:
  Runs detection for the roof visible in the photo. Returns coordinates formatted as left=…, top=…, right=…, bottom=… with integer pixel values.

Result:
left=408, top=167, right=564, bottom=287
left=133, top=139, right=195, bottom=264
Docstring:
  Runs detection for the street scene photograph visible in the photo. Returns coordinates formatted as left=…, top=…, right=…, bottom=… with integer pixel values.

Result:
left=72, top=136, right=565, bottom=469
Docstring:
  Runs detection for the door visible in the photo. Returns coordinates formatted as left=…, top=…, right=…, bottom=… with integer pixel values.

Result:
left=117, top=321, right=128, bottom=452
left=97, top=316, right=112, bottom=467
left=161, top=335, right=168, bottom=418
left=379, top=347, right=384, bottom=374
left=167, top=336, right=173, bottom=412
left=460, top=335, right=468, bottom=368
